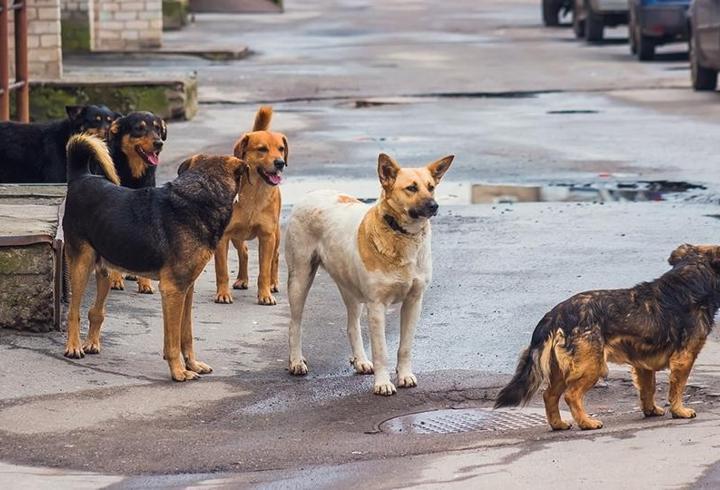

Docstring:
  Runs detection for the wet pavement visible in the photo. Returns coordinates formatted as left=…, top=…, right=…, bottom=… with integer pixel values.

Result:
left=3, top=0, right=720, bottom=487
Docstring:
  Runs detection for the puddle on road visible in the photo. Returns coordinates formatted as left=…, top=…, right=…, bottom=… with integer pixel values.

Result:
left=281, top=179, right=704, bottom=206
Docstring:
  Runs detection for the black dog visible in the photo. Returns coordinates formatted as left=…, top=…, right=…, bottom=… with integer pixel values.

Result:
left=62, top=134, right=245, bottom=381
left=0, top=105, right=120, bottom=183
left=105, top=111, right=167, bottom=293
left=496, top=244, right=720, bottom=431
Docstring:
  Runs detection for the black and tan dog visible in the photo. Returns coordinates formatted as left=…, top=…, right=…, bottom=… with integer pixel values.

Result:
left=106, top=111, right=168, bottom=294
left=0, top=105, right=120, bottom=183
left=214, top=106, right=287, bottom=305
left=496, top=244, right=720, bottom=430
left=63, top=134, right=246, bottom=381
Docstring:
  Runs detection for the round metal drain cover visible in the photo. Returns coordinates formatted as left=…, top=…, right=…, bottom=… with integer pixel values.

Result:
left=380, top=408, right=549, bottom=434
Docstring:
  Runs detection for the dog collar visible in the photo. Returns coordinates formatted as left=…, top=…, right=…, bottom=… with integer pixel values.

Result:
left=383, top=214, right=410, bottom=235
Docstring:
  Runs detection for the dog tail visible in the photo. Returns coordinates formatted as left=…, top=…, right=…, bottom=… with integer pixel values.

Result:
left=253, top=106, right=273, bottom=131
left=494, top=315, right=557, bottom=408
left=66, top=133, right=120, bottom=185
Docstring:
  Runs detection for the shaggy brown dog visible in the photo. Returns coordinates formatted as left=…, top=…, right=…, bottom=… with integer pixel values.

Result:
left=214, top=106, right=288, bottom=305
left=496, top=244, right=720, bottom=430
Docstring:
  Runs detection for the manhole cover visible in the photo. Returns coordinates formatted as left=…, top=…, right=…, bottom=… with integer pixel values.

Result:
left=380, top=408, right=550, bottom=435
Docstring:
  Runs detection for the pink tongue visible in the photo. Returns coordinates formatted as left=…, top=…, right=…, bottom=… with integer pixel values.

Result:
left=147, top=153, right=159, bottom=166
left=267, top=172, right=282, bottom=185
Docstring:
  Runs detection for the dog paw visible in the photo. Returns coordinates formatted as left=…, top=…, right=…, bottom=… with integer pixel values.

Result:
left=350, top=357, right=374, bottom=374
left=258, top=293, right=277, bottom=306
left=137, top=279, right=154, bottom=294
left=232, top=279, right=248, bottom=290
left=171, top=370, right=201, bottom=382
left=373, top=380, right=397, bottom=396
left=110, top=278, right=125, bottom=290
left=215, top=291, right=233, bottom=304
left=271, top=284, right=280, bottom=293
left=550, top=420, right=573, bottom=431
left=578, top=418, right=604, bottom=430
left=186, top=359, right=213, bottom=374
left=396, top=372, right=417, bottom=388
left=64, top=342, right=85, bottom=359
left=289, top=358, right=308, bottom=375
left=671, top=407, right=697, bottom=419
left=82, top=339, right=101, bottom=355
left=643, top=405, right=665, bottom=417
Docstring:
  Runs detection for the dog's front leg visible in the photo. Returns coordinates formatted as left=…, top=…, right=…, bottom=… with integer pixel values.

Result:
left=160, top=280, right=199, bottom=382
left=367, top=302, right=396, bottom=395
left=181, top=284, right=212, bottom=375
left=397, top=287, right=424, bottom=388
left=669, top=348, right=702, bottom=419
left=257, top=231, right=277, bottom=305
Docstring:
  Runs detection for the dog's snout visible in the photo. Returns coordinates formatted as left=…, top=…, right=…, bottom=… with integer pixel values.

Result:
left=273, top=158, right=286, bottom=170
left=425, top=199, right=439, bottom=216
left=153, top=140, right=164, bottom=151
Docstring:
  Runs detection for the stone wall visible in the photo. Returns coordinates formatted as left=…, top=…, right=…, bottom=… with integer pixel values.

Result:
left=7, top=0, right=63, bottom=80
left=92, top=0, right=163, bottom=51
left=61, top=0, right=91, bottom=52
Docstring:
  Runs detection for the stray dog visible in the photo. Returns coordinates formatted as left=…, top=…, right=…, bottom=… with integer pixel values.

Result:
left=214, top=106, right=287, bottom=305
left=285, top=153, right=454, bottom=395
left=0, top=105, right=120, bottom=183
left=63, top=134, right=245, bottom=381
left=495, top=244, right=720, bottom=430
left=106, top=111, right=168, bottom=294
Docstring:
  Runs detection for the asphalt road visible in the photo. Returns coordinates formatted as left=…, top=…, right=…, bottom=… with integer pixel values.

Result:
left=3, top=0, right=720, bottom=487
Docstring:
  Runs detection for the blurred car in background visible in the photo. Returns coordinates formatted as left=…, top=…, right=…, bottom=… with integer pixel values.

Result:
left=689, top=0, right=720, bottom=90
left=543, top=0, right=573, bottom=26
left=628, top=0, right=690, bottom=61
left=573, top=0, right=629, bottom=41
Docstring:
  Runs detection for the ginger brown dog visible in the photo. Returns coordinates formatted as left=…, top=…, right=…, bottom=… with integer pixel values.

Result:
left=63, top=134, right=245, bottom=381
left=495, top=244, right=720, bottom=430
left=214, top=106, right=287, bottom=305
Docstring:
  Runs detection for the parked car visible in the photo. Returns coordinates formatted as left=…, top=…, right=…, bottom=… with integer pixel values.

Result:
left=543, top=0, right=574, bottom=26
left=573, top=0, right=629, bottom=41
left=689, top=0, right=720, bottom=90
left=628, top=0, right=690, bottom=61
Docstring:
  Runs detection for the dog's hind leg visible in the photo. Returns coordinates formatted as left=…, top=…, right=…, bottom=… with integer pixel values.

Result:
left=632, top=367, right=664, bottom=417
left=367, top=302, right=396, bottom=396
left=181, top=284, right=212, bottom=375
left=396, top=286, right=424, bottom=388
left=271, top=227, right=280, bottom=293
left=287, top=252, right=319, bottom=376
left=340, top=288, right=372, bottom=375
left=232, top=238, right=249, bottom=290
left=214, top=235, right=233, bottom=304
left=82, top=267, right=111, bottom=355
left=669, top=344, right=703, bottom=419
left=64, top=242, right=95, bottom=359
left=562, top=333, right=605, bottom=429
left=160, top=277, right=198, bottom=382
left=543, top=360, right=571, bottom=430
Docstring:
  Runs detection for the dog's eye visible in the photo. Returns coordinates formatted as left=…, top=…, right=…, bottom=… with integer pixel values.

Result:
left=427, top=183, right=435, bottom=192
left=95, top=116, right=101, bottom=121
left=406, top=184, right=418, bottom=193
left=279, top=147, right=285, bottom=153
left=257, top=147, right=268, bottom=153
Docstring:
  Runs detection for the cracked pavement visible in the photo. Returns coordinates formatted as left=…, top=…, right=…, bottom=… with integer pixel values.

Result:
left=3, top=0, right=720, bottom=487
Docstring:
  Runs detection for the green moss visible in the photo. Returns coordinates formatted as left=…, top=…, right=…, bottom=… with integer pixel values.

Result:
left=61, top=18, right=91, bottom=52
left=163, top=0, right=189, bottom=30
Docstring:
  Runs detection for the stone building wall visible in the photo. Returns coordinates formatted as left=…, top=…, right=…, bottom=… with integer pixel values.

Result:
left=92, top=0, right=163, bottom=51
left=7, top=0, right=63, bottom=79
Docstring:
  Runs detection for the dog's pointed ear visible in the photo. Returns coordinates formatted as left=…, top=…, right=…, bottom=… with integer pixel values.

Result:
left=282, top=135, right=289, bottom=166
left=669, top=244, right=695, bottom=266
left=426, top=155, right=454, bottom=183
left=160, top=119, right=168, bottom=141
left=113, top=111, right=123, bottom=120
left=66, top=105, right=85, bottom=121
left=378, top=153, right=400, bottom=191
left=177, top=157, right=192, bottom=176
left=233, top=134, right=250, bottom=160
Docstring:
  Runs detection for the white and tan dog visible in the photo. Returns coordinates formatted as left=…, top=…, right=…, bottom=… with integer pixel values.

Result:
left=285, top=153, right=454, bottom=395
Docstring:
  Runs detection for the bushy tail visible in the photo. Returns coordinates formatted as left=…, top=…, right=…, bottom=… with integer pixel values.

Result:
left=494, top=318, right=555, bottom=408
left=253, top=106, right=273, bottom=131
left=66, top=134, right=120, bottom=185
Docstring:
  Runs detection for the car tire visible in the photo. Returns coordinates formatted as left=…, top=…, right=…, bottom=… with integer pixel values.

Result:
left=572, top=9, right=585, bottom=39
left=637, top=34, right=655, bottom=61
left=584, top=1, right=604, bottom=42
left=691, top=32, right=717, bottom=91
left=543, top=0, right=561, bottom=26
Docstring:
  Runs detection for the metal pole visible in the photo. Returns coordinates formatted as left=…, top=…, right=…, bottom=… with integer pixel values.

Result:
left=14, top=0, right=28, bottom=122
left=0, top=0, right=10, bottom=121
